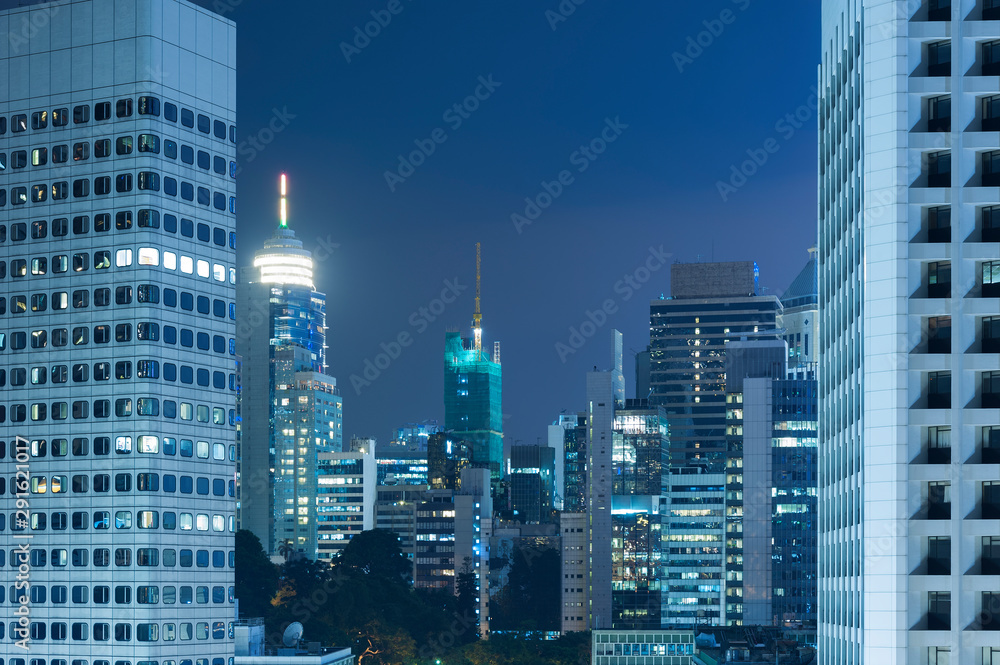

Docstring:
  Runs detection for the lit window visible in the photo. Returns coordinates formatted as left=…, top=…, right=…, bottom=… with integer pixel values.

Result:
left=197, top=260, right=209, bottom=278
left=212, top=515, right=225, bottom=531
left=164, top=252, right=177, bottom=270
left=115, top=436, right=132, bottom=454
left=138, top=247, right=159, bottom=266
left=180, top=256, right=193, bottom=274
left=179, top=513, right=193, bottom=530
left=213, top=443, right=225, bottom=460
left=116, top=249, right=133, bottom=267
left=229, top=267, right=236, bottom=284
left=138, top=436, right=159, bottom=454
left=196, top=514, right=209, bottom=531
left=196, top=440, right=209, bottom=459
left=213, top=263, right=226, bottom=281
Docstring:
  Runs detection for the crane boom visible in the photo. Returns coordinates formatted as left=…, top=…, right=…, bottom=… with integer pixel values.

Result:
left=473, top=242, right=482, bottom=353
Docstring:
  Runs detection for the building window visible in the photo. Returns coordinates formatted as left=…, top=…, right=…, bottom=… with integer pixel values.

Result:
left=987, top=0, right=1000, bottom=19
left=985, top=151, right=1000, bottom=186
left=928, top=206, right=950, bottom=242
left=927, top=536, right=950, bottom=574
left=928, top=426, right=951, bottom=463
left=985, top=205, right=1000, bottom=241
left=928, top=0, right=950, bottom=21
left=928, top=262, right=951, bottom=297
left=928, top=481, right=951, bottom=519
left=985, top=40, right=1000, bottom=76
left=929, top=41, right=951, bottom=77
left=928, top=591, right=950, bottom=629
left=927, top=316, right=951, bottom=353
left=983, top=260, right=1000, bottom=296
left=983, top=371, right=1000, bottom=408
left=928, top=151, right=951, bottom=187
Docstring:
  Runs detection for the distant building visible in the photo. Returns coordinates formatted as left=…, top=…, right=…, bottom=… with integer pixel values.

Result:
left=509, top=444, right=556, bottom=523
left=723, top=339, right=818, bottom=635
left=560, top=513, right=589, bottom=633
left=777, top=248, right=817, bottom=379
left=645, top=261, right=781, bottom=627
left=376, top=447, right=428, bottom=486
left=591, top=630, right=695, bottom=664
left=238, top=174, right=342, bottom=559
left=428, top=431, right=473, bottom=490
left=414, top=468, right=493, bottom=636
left=375, top=484, right=425, bottom=561
left=315, top=442, right=376, bottom=561
left=444, top=331, right=503, bottom=484
left=234, top=618, right=354, bottom=664
left=390, top=420, right=441, bottom=450
left=555, top=412, right=588, bottom=512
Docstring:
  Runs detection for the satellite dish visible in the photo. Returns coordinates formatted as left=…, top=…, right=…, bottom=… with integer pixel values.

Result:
left=282, top=622, right=304, bottom=647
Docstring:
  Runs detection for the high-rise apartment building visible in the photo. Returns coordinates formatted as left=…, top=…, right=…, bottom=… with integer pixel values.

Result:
left=236, top=173, right=342, bottom=559
left=0, top=0, right=237, bottom=659
left=819, top=3, right=1000, bottom=664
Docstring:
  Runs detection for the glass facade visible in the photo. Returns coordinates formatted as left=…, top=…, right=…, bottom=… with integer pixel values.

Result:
left=443, top=331, right=503, bottom=482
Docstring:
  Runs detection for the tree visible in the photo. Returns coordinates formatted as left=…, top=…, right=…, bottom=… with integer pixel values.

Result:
left=234, top=529, right=279, bottom=619
left=278, top=539, right=295, bottom=562
left=338, top=529, right=411, bottom=583
left=355, top=619, right=417, bottom=665
left=455, top=556, right=479, bottom=630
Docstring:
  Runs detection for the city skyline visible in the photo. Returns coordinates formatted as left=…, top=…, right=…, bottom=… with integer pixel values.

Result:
left=173, top=0, right=821, bottom=447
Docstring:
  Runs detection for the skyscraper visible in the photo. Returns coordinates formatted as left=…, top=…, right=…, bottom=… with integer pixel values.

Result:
left=820, top=3, right=1000, bottom=664
left=443, top=244, right=503, bottom=486
left=646, top=261, right=781, bottom=627
left=236, top=173, right=342, bottom=559
left=777, top=248, right=818, bottom=378
left=0, top=0, right=237, bottom=659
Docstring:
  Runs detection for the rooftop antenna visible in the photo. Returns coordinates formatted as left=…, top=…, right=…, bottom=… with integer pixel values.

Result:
left=279, top=173, right=288, bottom=228
left=473, top=242, right=482, bottom=353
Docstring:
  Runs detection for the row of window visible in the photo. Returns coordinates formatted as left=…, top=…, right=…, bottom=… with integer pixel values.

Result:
left=6, top=585, right=234, bottom=607
left=921, top=205, right=1000, bottom=243
left=0, top=398, right=234, bottom=423
left=7, top=472, right=233, bottom=497
left=0, top=134, right=233, bottom=180
left=1, top=96, right=235, bottom=143
left=2, top=546, right=234, bottom=569
left=3, top=510, right=234, bottom=533
left=0, top=362, right=233, bottom=387
left=0, top=286, right=235, bottom=322
left=1, top=249, right=235, bottom=284
left=1, top=436, right=234, bottom=460
left=0, top=213, right=236, bottom=247
left=0, top=174, right=235, bottom=213
left=0, top=324, right=233, bottom=355
left=2, top=618, right=231, bottom=642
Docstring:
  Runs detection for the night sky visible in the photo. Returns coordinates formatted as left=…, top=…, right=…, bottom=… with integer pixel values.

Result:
left=186, top=1, right=820, bottom=445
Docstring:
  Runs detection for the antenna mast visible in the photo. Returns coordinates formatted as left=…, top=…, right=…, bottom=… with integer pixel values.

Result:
left=473, top=242, right=482, bottom=353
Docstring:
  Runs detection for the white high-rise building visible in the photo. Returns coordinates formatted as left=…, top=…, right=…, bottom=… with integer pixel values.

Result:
left=820, top=2, right=1000, bottom=664
left=0, top=0, right=237, bottom=660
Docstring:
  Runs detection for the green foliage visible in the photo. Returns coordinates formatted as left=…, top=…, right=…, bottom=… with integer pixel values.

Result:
left=234, top=529, right=279, bottom=619
left=491, top=545, right=561, bottom=631
left=243, top=529, right=586, bottom=664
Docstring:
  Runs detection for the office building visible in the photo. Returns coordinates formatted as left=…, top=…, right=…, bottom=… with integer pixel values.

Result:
left=645, top=263, right=780, bottom=627
left=723, top=340, right=817, bottom=634
left=427, top=431, right=473, bottom=490
left=444, top=330, right=503, bottom=484
left=591, top=630, right=696, bottom=665
left=374, top=484, right=424, bottom=560
left=509, top=443, right=556, bottom=523
left=414, top=468, right=492, bottom=635
left=315, top=439, right=375, bottom=561
left=819, top=3, right=1000, bottom=664
left=375, top=446, right=428, bottom=486
left=549, top=412, right=584, bottom=511
left=237, top=173, right=342, bottom=558
left=0, top=0, right=237, bottom=659
left=777, top=248, right=818, bottom=378
left=389, top=419, right=440, bottom=450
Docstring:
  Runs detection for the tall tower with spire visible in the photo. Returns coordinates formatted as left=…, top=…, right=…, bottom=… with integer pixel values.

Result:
left=237, top=174, right=343, bottom=560
left=444, top=244, right=504, bottom=488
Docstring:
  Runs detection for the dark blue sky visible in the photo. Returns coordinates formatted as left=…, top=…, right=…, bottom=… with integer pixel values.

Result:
left=206, top=0, right=820, bottom=446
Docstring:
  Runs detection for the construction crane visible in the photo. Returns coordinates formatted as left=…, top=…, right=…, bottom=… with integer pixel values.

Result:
left=473, top=242, right=482, bottom=353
